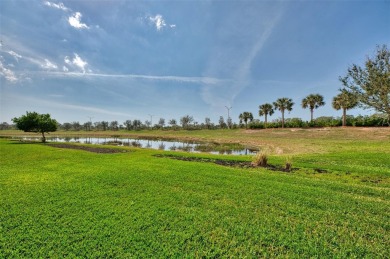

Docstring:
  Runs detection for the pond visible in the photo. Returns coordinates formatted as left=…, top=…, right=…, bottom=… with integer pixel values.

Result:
left=13, top=136, right=258, bottom=155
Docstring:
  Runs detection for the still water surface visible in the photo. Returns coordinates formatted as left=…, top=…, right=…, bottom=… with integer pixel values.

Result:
left=15, top=136, right=258, bottom=155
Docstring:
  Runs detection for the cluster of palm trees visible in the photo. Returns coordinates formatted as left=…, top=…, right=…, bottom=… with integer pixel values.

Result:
left=240, top=90, right=358, bottom=129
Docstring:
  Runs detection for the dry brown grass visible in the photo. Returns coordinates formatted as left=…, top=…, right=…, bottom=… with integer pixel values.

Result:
left=251, top=152, right=268, bottom=167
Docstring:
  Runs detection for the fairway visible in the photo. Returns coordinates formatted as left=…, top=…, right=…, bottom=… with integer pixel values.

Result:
left=0, top=128, right=389, bottom=257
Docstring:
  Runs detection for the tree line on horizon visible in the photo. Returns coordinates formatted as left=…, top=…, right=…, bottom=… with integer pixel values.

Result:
left=2, top=112, right=388, bottom=132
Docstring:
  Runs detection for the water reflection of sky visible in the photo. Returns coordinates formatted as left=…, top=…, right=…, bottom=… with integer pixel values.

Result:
left=16, top=136, right=257, bottom=155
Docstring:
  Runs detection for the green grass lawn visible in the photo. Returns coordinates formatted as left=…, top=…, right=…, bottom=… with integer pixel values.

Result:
left=0, top=129, right=389, bottom=257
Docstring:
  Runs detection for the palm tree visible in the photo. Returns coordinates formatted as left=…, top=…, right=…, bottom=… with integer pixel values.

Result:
left=239, top=112, right=253, bottom=129
left=273, top=98, right=294, bottom=128
left=258, top=103, right=274, bottom=128
left=332, top=89, right=358, bottom=126
left=301, top=94, right=325, bottom=122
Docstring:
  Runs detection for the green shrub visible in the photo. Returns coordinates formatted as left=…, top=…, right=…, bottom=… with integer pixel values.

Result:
left=248, top=121, right=264, bottom=129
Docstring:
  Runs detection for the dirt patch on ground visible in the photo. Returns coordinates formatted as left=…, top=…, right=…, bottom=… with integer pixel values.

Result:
left=153, top=154, right=296, bottom=172
left=49, top=144, right=127, bottom=154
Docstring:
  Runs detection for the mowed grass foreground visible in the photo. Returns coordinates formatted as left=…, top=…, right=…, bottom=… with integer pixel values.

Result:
left=0, top=129, right=389, bottom=257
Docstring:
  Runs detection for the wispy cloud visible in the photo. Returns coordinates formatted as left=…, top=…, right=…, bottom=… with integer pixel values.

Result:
left=44, top=1, right=69, bottom=11
left=13, top=95, right=132, bottom=118
left=6, top=94, right=132, bottom=118
left=237, top=14, right=283, bottom=80
left=0, top=60, right=18, bottom=82
left=33, top=70, right=226, bottom=84
left=42, top=59, right=58, bottom=70
left=7, top=51, right=22, bottom=62
left=201, top=6, right=284, bottom=109
left=48, top=94, right=64, bottom=98
left=68, top=12, right=89, bottom=29
left=61, top=103, right=131, bottom=117
left=148, top=14, right=175, bottom=31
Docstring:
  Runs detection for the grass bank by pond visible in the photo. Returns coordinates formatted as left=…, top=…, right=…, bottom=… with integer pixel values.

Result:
left=2, top=127, right=389, bottom=154
left=0, top=128, right=389, bottom=257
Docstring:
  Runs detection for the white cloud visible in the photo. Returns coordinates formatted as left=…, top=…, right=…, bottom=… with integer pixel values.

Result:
left=68, top=12, right=89, bottom=29
left=0, top=60, right=18, bottom=82
left=64, top=56, right=71, bottom=64
left=149, top=14, right=166, bottom=31
left=44, top=1, right=69, bottom=11
left=170, top=24, right=176, bottom=28
left=72, top=54, right=88, bottom=73
left=42, top=59, right=58, bottom=70
left=63, top=54, right=88, bottom=73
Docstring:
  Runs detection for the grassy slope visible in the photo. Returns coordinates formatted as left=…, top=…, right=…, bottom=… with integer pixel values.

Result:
left=0, top=138, right=389, bottom=257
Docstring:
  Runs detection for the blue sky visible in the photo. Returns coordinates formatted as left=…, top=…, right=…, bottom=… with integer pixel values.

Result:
left=1, top=0, right=389, bottom=125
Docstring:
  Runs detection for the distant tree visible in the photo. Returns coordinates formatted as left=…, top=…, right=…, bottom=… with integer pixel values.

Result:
left=83, top=121, right=92, bottom=131
left=0, top=122, right=11, bottom=130
left=239, top=112, right=253, bottom=129
left=101, top=121, right=109, bottom=131
left=168, top=119, right=177, bottom=127
left=332, top=89, right=358, bottom=127
left=62, top=122, right=72, bottom=131
left=204, top=117, right=211, bottom=129
left=124, top=120, right=132, bottom=130
left=94, top=122, right=101, bottom=130
left=273, top=98, right=294, bottom=128
left=72, top=121, right=82, bottom=131
left=180, top=115, right=193, bottom=129
left=132, top=120, right=142, bottom=130
left=144, top=120, right=151, bottom=128
left=258, top=103, right=274, bottom=128
left=110, top=121, right=119, bottom=131
left=158, top=118, right=165, bottom=129
left=340, top=45, right=390, bottom=122
left=301, top=94, right=325, bottom=122
left=219, top=116, right=226, bottom=129
left=12, top=111, right=57, bottom=143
